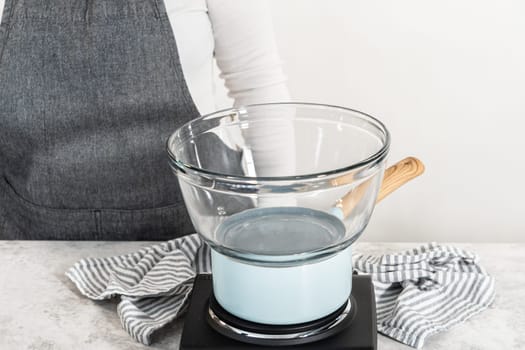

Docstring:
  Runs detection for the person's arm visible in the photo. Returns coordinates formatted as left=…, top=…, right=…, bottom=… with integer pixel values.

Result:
left=207, top=0, right=296, bottom=187
left=207, top=0, right=289, bottom=106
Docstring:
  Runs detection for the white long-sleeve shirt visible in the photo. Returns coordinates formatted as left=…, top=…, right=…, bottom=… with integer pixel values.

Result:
left=0, top=0, right=289, bottom=114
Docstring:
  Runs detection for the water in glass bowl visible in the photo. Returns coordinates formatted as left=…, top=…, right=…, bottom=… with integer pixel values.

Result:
left=215, top=206, right=346, bottom=262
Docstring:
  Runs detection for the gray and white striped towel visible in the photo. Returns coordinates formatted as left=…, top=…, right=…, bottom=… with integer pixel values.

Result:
left=66, top=234, right=210, bottom=345
left=354, top=242, right=495, bottom=349
left=67, top=239, right=495, bottom=347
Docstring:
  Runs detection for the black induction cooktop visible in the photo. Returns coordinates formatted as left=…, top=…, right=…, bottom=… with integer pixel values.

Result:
left=180, top=274, right=377, bottom=350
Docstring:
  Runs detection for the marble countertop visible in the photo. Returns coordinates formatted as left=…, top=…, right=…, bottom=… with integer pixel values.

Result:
left=0, top=241, right=523, bottom=349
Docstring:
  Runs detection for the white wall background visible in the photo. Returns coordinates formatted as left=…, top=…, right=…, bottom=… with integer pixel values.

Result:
left=214, top=1, right=524, bottom=242
left=263, top=0, right=524, bottom=242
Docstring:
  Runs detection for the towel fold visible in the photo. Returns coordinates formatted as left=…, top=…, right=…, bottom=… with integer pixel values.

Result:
left=354, top=242, right=495, bottom=349
left=66, top=234, right=210, bottom=345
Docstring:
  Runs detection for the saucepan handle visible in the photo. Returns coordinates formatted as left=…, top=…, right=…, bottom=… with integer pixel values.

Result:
left=335, top=157, right=425, bottom=219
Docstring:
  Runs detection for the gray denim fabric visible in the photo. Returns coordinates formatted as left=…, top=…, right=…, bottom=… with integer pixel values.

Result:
left=0, top=0, right=208, bottom=240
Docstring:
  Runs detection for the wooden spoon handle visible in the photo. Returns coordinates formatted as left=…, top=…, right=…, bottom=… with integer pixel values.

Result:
left=336, top=157, right=424, bottom=218
left=376, top=157, right=425, bottom=203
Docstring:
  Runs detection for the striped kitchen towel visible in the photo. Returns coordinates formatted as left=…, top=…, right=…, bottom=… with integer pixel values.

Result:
left=66, top=234, right=211, bottom=345
left=354, top=243, right=495, bottom=349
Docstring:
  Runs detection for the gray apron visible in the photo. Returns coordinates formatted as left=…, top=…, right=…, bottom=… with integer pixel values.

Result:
left=0, top=0, right=227, bottom=240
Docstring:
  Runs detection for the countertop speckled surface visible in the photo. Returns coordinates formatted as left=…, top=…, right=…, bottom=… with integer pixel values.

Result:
left=0, top=241, right=523, bottom=349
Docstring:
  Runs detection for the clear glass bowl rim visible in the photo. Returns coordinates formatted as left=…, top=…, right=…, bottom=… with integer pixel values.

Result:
left=166, top=102, right=391, bottom=182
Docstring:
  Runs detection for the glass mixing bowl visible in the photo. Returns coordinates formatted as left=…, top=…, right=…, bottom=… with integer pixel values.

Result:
left=167, top=103, right=390, bottom=324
